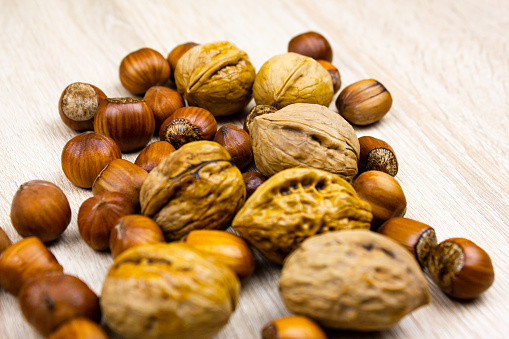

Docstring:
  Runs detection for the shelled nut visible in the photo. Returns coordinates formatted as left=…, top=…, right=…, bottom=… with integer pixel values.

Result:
left=213, top=123, right=253, bottom=169
left=358, top=136, right=398, bottom=176
left=242, top=171, right=267, bottom=198
left=143, top=86, right=185, bottom=132
left=288, top=31, right=333, bottom=62
left=134, top=141, right=176, bottom=173
left=262, top=315, right=327, bottom=339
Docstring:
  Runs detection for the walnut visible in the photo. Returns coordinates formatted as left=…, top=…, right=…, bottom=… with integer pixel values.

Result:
left=250, top=103, right=360, bottom=181
left=174, top=41, right=256, bottom=116
left=100, top=243, right=240, bottom=339
left=279, top=230, right=430, bottom=331
left=232, top=167, right=372, bottom=264
left=140, top=141, right=246, bottom=241
left=252, top=53, right=333, bottom=109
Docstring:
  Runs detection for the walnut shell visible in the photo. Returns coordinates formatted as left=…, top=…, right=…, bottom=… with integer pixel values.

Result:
left=252, top=53, right=333, bottom=109
left=174, top=41, right=255, bottom=116
left=232, top=168, right=372, bottom=264
left=100, top=242, right=240, bottom=339
left=140, top=141, right=246, bottom=241
left=250, top=103, right=360, bottom=181
left=279, top=230, right=430, bottom=331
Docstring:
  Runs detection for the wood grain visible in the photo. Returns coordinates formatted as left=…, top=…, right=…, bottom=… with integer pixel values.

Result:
left=1, top=0, right=508, bottom=338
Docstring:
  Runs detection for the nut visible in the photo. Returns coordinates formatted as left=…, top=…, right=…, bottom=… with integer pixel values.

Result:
left=253, top=53, right=333, bottom=109
left=143, top=86, right=185, bottom=132
left=288, top=31, right=333, bottom=62
left=352, top=170, right=407, bottom=230
left=261, top=315, right=327, bottom=339
left=0, top=237, right=63, bottom=295
left=336, top=79, right=393, bottom=125
left=159, top=106, right=217, bottom=149
left=279, top=230, right=429, bottom=331
left=358, top=136, right=398, bottom=176
left=119, top=48, right=171, bottom=94
left=11, top=180, right=71, bottom=242
left=140, top=141, right=246, bottom=241
left=175, top=41, right=256, bottom=116
left=134, top=141, right=176, bottom=173
left=427, top=238, right=495, bottom=299
left=167, top=42, right=199, bottom=81
left=19, top=273, right=101, bottom=337
left=48, top=318, right=108, bottom=339
left=213, top=123, right=252, bottom=169
left=61, top=131, right=122, bottom=188
left=378, top=217, right=437, bottom=267
left=242, top=171, right=267, bottom=198
left=109, top=214, right=165, bottom=258
left=250, top=103, right=360, bottom=181
left=232, top=167, right=372, bottom=264
left=0, top=227, right=12, bottom=254
left=100, top=243, right=240, bottom=339
left=94, top=97, right=155, bottom=152
left=184, top=230, right=255, bottom=279
left=58, top=82, right=107, bottom=131
left=316, top=59, right=341, bottom=93
left=243, top=104, right=277, bottom=134
left=77, top=192, right=135, bottom=251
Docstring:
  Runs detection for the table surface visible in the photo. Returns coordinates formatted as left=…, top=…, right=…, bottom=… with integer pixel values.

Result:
left=1, top=0, right=508, bottom=338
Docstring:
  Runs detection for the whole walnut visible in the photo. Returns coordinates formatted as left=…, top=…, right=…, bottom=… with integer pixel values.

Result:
left=100, top=243, right=240, bottom=339
left=140, top=141, right=246, bottom=241
left=250, top=103, right=360, bottom=181
left=174, top=41, right=256, bottom=116
left=252, top=53, right=333, bottom=109
left=279, top=230, right=430, bottom=331
left=232, top=167, right=372, bottom=264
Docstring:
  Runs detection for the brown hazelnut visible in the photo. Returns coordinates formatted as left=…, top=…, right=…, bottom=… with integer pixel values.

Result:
left=58, top=82, right=107, bottom=131
left=49, top=318, right=108, bottom=339
left=119, top=47, right=171, bottom=94
left=11, top=180, right=71, bottom=242
left=167, top=42, right=199, bottom=81
left=358, top=136, right=398, bottom=176
left=0, top=237, right=64, bottom=295
left=134, top=141, right=176, bottom=172
left=159, top=106, right=217, bottom=149
left=317, top=59, right=341, bottom=93
left=288, top=31, right=333, bottom=62
left=262, top=315, right=327, bottom=339
left=143, top=86, right=186, bottom=132
left=184, top=230, right=255, bottom=279
left=213, top=123, right=253, bottom=169
left=94, top=97, right=155, bottom=152
left=92, top=159, right=148, bottom=210
left=78, top=192, right=135, bottom=251
left=352, top=171, right=407, bottom=231
left=242, top=171, right=267, bottom=198
left=61, top=131, right=122, bottom=188
left=427, top=238, right=495, bottom=299
left=0, top=227, right=12, bottom=254
left=19, top=273, right=101, bottom=337
left=243, top=104, right=277, bottom=134
left=336, top=79, right=393, bottom=125
left=109, top=215, right=165, bottom=258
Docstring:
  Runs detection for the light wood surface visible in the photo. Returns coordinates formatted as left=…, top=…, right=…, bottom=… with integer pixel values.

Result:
left=1, top=0, right=508, bottom=338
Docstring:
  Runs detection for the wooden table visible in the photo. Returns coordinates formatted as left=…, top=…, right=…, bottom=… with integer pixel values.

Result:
left=1, top=0, right=508, bottom=338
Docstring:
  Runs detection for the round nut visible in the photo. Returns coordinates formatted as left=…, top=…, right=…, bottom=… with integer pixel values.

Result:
left=288, top=31, right=333, bottom=62
left=143, top=86, right=185, bottom=132
left=243, top=104, right=277, bottom=134
left=167, top=42, right=199, bottom=81
left=262, top=315, right=327, bottom=339
left=316, top=59, right=341, bottom=93
left=358, top=136, right=398, bottom=176
left=0, top=227, right=12, bottom=254
left=49, top=318, right=108, bottom=339
left=134, top=141, right=176, bottom=173
left=242, top=171, right=267, bottom=199
left=213, top=123, right=253, bottom=169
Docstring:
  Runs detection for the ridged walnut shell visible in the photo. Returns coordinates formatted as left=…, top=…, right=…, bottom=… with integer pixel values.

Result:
left=100, top=242, right=239, bottom=339
left=250, top=103, right=360, bottom=181
left=232, top=168, right=372, bottom=264
left=140, top=141, right=246, bottom=241
left=279, top=230, right=430, bottom=331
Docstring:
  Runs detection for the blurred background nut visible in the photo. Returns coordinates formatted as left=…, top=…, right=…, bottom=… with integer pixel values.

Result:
left=167, top=42, right=199, bottom=81
left=243, top=104, right=277, bottom=134
left=316, top=60, right=341, bottom=93
left=261, top=315, right=327, bottom=339
left=213, top=123, right=253, bottom=169
left=143, top=86, right=185, bottom=132
left=242, top=171, right=267, bottom=199
left=358, top=136, right=398, bottom=176
left=0, top=227, right=12, bottom=254
left=288, top=31, right=333, bottom=62
left=48, top=318, right=108, bottom=339
left=10, top=180, right=71, bottom=242
left=134, top=141, right=176, bottom=173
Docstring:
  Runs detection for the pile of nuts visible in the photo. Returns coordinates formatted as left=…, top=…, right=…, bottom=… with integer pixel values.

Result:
left=0, top=31, right=495, bottom=339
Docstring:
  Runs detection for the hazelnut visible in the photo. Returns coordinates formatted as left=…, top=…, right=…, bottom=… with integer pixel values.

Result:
left=427, top=238, right=495, bottom=299
left=243, top=104, right=277, bottom=134
left=336, top=79, right=393, bottom=125
left=262, top=315, right=327, bottom=339
left=288, top=31, right=333, bottom=62
left=167, top=42, right=199, bottom=81
left=61, top=131, right=122, bottom=188
left=92, top=159, right=148, bottom=210
left=119, top=47, right=171, bottom=94
left=49, top=318, right=108, bottom=339
left=0, top=227, right=12, bottom=254
left=159, top=106, right=217, bottom=149
left=58, top=82, right=107, bottom=131
left=134, top=141, right=176, bottom=172
left=358, top=136, right=398, bottom=176
left=316, top=59, right=341, bottom=93
left=78, top=192, right=135, bottom=251
left=213, top=123, right=253, bottom=169
left=19, top=273, right=101, bottom=337
left=378, top=217, right=437, bottom=267
left=0, top=237, right=64, bottom=295
left=94, top=97, right=155, bottom=152
left=143, top=86, right=186, bottom=132
left=242, top=171, right=267, bottom=198
left=184, top=230, right=255, bottom=279
left=352, top=171, right=407, bottom=231
left=10, top=180, right=71, bottom=242
left=109, top=214, right=165, bottom=258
